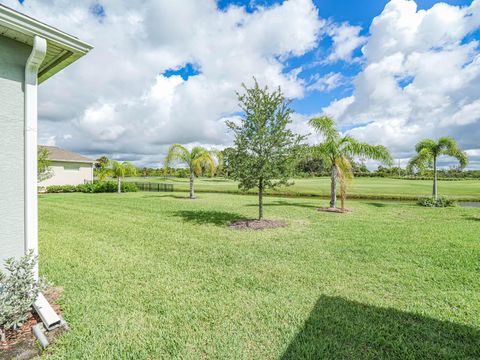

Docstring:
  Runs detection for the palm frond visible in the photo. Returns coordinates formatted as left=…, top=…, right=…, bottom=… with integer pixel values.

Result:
left=311, top=143, right=334, bottom=166
left=309, top=116, right=339, bottom=140
left=415, top=139, right=437, bottom=154
left=335, top=156, right=353, bottom=181
left=439, top=137, right=469, bottom=168
left=111, top=160, right=136, bottom=178
left=122, top=161, right=137, bottom=176
left=342, top=137, right=393, bottom=165
left=165, top=144, right=191, bottom=168
left=190, top=147, right=216, bottom=176
left=407, top=148, right=432, bottom=171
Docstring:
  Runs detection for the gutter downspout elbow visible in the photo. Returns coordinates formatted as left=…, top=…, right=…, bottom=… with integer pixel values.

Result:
left=24, top=35, right=47, bottom=279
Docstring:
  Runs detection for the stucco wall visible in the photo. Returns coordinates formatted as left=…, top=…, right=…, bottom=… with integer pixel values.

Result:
left=39, top=161, right=94, bottom=186
left=0, top=36, right=31, bottom=264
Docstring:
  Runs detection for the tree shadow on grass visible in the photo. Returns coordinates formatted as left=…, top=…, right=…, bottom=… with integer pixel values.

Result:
left=245, top=200, right=319, bottom=209
left=282, top=295, right=479, bottom=360
left=463, top=215, right=480, bottom=222
left=172, top=210, right=247, bottom=226
left=142, top=194, right=191, bottom=200
left=365, top=202, right=388, bottom=208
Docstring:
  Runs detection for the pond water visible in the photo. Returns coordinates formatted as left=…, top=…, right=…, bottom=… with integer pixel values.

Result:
left=458, top=202, right=480, bottom=208
left=365, top=201, right=480, bottom=208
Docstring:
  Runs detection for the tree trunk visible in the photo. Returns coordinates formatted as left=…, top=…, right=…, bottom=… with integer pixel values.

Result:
left=117, top=177, right=121, bottom=193
left=432, top=157, right=437, bottom=200
left=330, top=165, right=337, bottom=208
left=189, top=170, right=195, bottom=199
left=258, top=178, right=264, bottom=220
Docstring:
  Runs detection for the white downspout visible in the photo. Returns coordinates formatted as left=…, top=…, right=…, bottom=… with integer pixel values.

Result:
left=24, top=35, right=46, bottom=279
left=25, top=36, right=62, bottom=331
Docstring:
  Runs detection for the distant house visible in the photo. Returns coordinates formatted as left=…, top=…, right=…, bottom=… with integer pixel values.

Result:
left=39, top=146, right=96, bottom=187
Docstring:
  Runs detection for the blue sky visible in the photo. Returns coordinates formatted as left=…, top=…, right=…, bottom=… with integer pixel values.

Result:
left=166, top=0, right=478, bottom=122
left=220, top=0, right=476, bottom=116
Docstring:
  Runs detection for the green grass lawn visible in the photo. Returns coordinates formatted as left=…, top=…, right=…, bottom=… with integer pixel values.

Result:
left=126, top=176, right=480, bottom=200
left=39, top=192, right=480, bottom=359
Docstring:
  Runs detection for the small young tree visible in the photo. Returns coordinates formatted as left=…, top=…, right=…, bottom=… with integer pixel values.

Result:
left=95, top=156, right=111, bottom=181
left=37, top=147, right=53, bottom=183
left=111, top=161, right=137, bottom=193
left=408, top=137, right=468, bottom=199
left=309, top=116, right=393, bottom=210
left=165, top=145, right=216, bottom=199
left=226, top=80, right=305, bottom=220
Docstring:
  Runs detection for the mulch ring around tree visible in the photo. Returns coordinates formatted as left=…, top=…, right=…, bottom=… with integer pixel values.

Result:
left=0, top=287, right=67, bottom=360
left=229, top=219, right=288, bottom=230
left=317, top=207, right=352, bottom=214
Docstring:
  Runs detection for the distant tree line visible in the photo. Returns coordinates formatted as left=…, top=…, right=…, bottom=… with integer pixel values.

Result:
left=96, top=149, right=478, bottom=181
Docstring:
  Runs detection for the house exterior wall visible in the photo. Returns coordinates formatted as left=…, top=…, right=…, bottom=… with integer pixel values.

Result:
left=0, top=35, right=31, bottom=264
left=39, top=161, right=94, bottom=186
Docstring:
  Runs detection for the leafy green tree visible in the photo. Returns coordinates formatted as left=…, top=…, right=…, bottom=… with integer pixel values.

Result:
left=110, top=161, right=137, bottom=193
left=165, top=145, right=216, bottom=199
left=37, top=147, right=53, bottom=182
left=226, top=80, right=305, bottom=220
left=219, top=147, right=236, bottom=178
left=310, top=116, right=393, bottom=210
left=95, top=156, right=111, bottom=181
left=408, top=137, right=468, bottom=199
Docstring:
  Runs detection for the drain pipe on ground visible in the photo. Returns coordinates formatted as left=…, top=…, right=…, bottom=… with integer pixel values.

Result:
left=24, top=35, right=63, bottom=332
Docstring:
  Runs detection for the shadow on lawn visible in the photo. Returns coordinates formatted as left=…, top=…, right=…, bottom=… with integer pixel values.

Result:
left=282, top=295, right=479, bottom=360
left=142, top=194, right=191, bottom=200
left=172, top=210, right=247, bottom=226
left=246, top=200, right=319, bottom=209
left=463, top=215, right=480, bottom=222
left=365, top=202, right=388, bottom=208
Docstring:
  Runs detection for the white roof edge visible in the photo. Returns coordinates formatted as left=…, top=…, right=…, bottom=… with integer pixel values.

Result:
left=49, top=158, right=97, bottom=164
left=0, top=4, right=93, bottom=54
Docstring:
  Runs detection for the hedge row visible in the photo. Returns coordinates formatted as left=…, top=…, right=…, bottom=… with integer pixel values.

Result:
left=47, top=181, right=137, bottom=193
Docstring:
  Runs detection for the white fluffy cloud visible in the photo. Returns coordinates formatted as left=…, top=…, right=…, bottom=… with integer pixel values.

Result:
left=4, top=0, right=323, bottom=164
left=326, top=22, right=367, bottom=63
left=307, top=72, right=346, bottom=92
left=327, top=0, right=480, bottom=168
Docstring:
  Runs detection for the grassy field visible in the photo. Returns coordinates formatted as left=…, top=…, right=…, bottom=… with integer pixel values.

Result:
left=125, top=176, right=480, bottom=200
left=38, top=192, right=479, bottom=359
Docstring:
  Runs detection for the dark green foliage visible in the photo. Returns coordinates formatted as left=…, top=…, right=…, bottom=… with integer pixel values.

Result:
left=417, top=196, right=456, bottom=207
left=94, top=156, right=111, bottom=181
left=47, top=181, right=138, bottom=194
left=37, top=146, right=53, bottom=182
left=226, top=80, right=305, bottom=219
left=95, top=156, right=110, bottom=170
left=46, top=184, right=78, bottom=193
left=134, top=167, right=190, bottom=178
left=0, top=251, right=46, bottom=340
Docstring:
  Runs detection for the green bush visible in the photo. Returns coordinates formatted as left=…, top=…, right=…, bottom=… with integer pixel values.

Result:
left=417, top=196, right=456, bottom=207
left=0, top=251, right=46, bottom=342
left=46, top=184, right=77, bottom=193
left=121, top=182, right=138, bottom=192
left=47, top=181, right=138, bottom=194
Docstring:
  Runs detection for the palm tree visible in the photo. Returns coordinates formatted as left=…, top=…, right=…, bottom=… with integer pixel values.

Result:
left=111, top=161, right=137, bottom=193
left=165, top=145, right=216, bottom=199
left=95, top=156, right=111, bottom=181
left=310, top=116, right=393, bottom=210
left=408, top=137, right=468, bottom=199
